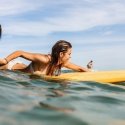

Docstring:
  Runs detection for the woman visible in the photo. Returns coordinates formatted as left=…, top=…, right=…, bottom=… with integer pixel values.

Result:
left=0, top=40, right=92, bottom=76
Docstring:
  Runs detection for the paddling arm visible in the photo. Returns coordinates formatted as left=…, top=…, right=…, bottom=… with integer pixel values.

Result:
left=0, top=51, right=48, bottom=65
left=63, top=62, right=91, bottom=72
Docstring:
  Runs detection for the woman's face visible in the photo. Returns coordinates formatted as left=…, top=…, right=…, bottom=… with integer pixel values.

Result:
left=59, top=48, right=72, bottom=63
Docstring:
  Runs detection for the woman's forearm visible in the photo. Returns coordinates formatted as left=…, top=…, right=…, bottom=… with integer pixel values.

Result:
left=5, top=50, right=23, bottom=63
left=78, top=67, right=91, bottom=72
left=64, top=62, right=91, bottom=72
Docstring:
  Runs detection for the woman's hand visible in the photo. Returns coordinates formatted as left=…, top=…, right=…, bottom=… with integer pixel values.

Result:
left=87, top=60, right=93, bottom=69
left=0, top=58, right=8, bottom=66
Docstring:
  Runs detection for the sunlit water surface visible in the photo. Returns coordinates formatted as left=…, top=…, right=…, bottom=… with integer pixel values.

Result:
left=0, top=70, right=125, bottom=125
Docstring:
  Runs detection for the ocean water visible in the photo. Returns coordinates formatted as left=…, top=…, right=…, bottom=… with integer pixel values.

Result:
left=0, top=70, right=125, bottom=125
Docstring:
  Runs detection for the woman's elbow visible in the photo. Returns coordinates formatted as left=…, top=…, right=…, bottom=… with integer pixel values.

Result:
left=14, top=50, right=24, bottom=56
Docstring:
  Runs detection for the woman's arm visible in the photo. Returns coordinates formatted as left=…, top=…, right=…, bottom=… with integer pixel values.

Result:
left=5, top=51, right=38, bottom=62
left=63, top=62, right=91, bottom=72
left=0, top=50, right=47, bottom=65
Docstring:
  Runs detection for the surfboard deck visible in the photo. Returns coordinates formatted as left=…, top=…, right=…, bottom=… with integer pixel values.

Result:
left=31, top=70, right=125, bottom=84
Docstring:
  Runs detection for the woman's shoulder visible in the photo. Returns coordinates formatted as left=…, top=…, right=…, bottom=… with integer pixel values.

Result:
left=37, top=54, right=51, bottom=64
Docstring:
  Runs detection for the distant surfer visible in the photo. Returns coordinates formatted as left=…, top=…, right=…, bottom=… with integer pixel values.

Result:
left=0, top=40, right=93, bottom=76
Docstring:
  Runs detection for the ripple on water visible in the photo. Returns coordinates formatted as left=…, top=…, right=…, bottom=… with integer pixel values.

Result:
left=0, top=70, right=125, bottom=125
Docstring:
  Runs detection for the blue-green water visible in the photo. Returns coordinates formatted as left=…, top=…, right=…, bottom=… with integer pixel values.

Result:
left=0, top=70, right=125, bottom=125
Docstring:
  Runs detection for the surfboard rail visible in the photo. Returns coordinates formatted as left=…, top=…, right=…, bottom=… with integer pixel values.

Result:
left=31, top=70, right=125, bottom=84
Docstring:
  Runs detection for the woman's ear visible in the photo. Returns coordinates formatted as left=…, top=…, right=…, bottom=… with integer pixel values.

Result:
left=59, top=52, right=64, bottom=58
